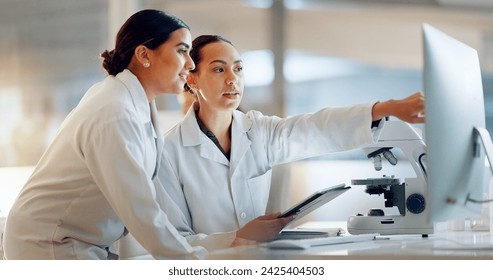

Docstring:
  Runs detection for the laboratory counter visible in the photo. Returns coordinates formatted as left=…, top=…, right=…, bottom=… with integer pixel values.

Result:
left=207, top=221, right=493, bottom=260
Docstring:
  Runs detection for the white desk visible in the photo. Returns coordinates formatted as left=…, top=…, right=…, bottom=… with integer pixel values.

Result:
left=208, top=221, right=493, bottom=260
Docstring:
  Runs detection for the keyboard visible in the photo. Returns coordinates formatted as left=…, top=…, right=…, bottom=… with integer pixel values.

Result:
left=265, top=233, right=378, bottom=249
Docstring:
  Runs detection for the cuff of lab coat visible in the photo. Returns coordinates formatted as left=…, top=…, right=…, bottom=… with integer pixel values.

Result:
left=185, top=230, right=237, bottom=252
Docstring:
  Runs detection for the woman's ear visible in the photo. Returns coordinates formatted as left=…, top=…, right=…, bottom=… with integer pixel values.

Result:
left=134, top=45, right=150, bottom=67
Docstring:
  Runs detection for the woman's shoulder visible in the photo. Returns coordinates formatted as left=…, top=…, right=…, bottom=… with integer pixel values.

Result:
left=240, top=109, right=283, bottom=125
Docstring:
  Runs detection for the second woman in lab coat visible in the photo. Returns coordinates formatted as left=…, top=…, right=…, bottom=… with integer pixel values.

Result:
left=157, top=35, right=425, bottom=251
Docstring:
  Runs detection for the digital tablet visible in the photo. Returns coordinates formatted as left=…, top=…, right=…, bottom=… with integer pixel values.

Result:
left=274, top=228, right=343, bottom=240
left=279, top=183, right=350, bottom=224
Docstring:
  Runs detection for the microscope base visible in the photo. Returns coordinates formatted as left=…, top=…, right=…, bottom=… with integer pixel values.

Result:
left=347, top=215, right=434, bottom=236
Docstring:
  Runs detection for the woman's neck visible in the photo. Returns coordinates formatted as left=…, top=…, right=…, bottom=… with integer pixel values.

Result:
left=196, top=106, right=233, bottom=138
left=196, top=106, right=233, bottom=155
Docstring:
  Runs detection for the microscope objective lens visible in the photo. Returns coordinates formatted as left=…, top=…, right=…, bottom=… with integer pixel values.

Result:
left=373, top=155, right=382, bottom=171
left=383, top=150, right=398, bottom=165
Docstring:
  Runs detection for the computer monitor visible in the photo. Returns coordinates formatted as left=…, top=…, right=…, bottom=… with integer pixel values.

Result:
left=423, top=23, right=493, bottom=222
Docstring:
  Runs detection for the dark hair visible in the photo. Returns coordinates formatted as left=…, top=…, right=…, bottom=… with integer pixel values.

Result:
left=189, top=35, right=233, bottom=73
left=101, top=9, right=189, bottom=76
left=184, top=35, right=233, bottom=93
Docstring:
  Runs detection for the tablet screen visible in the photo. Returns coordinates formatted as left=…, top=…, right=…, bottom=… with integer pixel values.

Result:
left=278, top=183, right=350, bottom=223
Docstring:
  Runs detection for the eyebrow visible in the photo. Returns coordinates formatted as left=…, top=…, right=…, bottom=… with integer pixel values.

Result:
left=176, top=42, right=190, bottom=49
left=209, top=59, right=243, bottom=65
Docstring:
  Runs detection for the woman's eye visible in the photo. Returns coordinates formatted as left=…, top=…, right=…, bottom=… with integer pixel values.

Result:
left=235, top=66, right=243, bottom=72
left=213, top=68, right=224, bottom=73
left=178, top=49, right=187, bottom=55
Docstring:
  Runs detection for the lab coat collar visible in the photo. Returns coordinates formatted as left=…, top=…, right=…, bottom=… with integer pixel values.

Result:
left=115, top=69, right=151, bottom=125
left=150, top=101, right=164, bottom=178
left=231, top=109, right=253, bottom=134
left=181, top=104, right=203, bottom=147
left=180, top=104, right=253, bottom=167
left=229, top=109, right=253, bottom=176
left=180, top=104, right=253, bottom=146
left=116, top=69, right=163, bottom=177
left=180, top=104, right=228, bottom=165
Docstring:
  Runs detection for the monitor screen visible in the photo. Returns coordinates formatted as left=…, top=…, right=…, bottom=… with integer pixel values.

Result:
left=423, top=23, right=486, bottom=222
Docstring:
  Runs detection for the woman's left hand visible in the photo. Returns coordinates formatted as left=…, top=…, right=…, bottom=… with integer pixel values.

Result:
left=234, top=212, right=293, bottom=244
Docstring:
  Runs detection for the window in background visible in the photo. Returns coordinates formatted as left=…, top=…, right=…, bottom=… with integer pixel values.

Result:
left=0, top=87, right=22, bottom=166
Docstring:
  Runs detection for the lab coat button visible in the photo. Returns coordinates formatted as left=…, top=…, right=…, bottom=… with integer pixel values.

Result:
left=240, top=212, right=246, bottom=219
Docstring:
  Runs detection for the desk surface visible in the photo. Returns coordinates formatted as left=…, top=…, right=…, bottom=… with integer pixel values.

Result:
left=208, top=221, right=493, bottom=260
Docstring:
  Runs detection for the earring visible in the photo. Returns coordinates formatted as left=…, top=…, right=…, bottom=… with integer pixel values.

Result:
left=143, top=62, right=150, bottom=68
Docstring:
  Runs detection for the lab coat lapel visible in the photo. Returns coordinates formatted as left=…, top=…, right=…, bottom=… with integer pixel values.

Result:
left=117, top=70, right=161, bottom=177
left=230, top=110, right=252, bottom=176
left=117, top=70, right=150, bottom=123
left=150, top=100, right=164, bottom=178
left=200, top=139, right=229, bottom=166
left=181, top=106, right=229, bottom=166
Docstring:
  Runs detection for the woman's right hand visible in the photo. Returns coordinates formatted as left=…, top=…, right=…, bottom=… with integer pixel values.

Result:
left=233, top=212, right=294, bottom=244
left=372, top=91, right=425, bottom=123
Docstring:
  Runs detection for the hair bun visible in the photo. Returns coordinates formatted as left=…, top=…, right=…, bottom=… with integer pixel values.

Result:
left=100, top=49, right=120, bottom=76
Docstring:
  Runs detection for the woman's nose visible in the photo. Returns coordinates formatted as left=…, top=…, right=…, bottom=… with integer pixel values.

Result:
left=226, top=73, right=238, bottom=85
left=185, top=55, right=195, bottom=71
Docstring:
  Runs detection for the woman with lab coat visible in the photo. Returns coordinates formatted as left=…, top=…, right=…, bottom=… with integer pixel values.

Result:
left=2, top=9, right=206, bottom=260
left=157, top=35, right=425, bottom=251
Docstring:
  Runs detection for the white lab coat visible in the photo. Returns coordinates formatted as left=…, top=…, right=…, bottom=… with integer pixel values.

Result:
left=2, top=70, right=206, bottom=260
left=158, top=102, right=377, bottom=251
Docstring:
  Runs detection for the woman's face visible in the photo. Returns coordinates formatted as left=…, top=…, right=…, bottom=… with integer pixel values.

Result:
left=146, top=28, right=194, bottom=95
left=191, top=41, right=244, bottom=112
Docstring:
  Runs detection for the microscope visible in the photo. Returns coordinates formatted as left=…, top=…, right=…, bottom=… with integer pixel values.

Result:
left=347, top=120, right=433, bottom=237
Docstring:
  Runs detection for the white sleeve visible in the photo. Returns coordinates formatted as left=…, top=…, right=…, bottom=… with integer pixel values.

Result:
left=85, top=116, right=207, bottom=259
left=184, top=231, right=237, bottom=251
left=250, top=102, right=377, bottom=165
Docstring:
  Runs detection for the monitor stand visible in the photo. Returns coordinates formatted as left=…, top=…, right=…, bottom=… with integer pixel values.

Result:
left=467, top=127, right=493, bottom=204
left=474, top=127, right=493, bottom=174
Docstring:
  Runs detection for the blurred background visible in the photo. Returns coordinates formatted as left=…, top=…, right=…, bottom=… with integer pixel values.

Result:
left=0, top=0, right=492, bottom=167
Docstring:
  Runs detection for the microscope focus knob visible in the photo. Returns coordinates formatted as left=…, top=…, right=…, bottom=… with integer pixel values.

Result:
left=368, top=208, right=385, bottom=216
left=406, top=193, right=426, bottom=214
